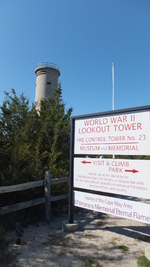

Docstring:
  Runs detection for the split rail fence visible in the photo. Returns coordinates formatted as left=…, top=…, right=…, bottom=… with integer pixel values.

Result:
left=0, top=171, right=69, bottom=222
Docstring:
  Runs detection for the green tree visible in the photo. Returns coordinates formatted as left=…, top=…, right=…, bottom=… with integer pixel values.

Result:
left=36, top=83, right=72, bottom=178
left=0, top=84, right=72, bottom=186
left=0, top=89, right=31, bottom=185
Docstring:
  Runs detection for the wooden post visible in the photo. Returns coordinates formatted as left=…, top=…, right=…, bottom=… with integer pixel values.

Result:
left=45, top=171, right=51, bottom=223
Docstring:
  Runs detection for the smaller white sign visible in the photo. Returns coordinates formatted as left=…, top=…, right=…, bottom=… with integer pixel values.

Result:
left=74, top=158, right=150, bottom=199
left=74, top=190, right=150, bottom=224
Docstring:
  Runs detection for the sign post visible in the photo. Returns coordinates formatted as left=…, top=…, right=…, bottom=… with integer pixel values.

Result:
left=68, top=119, right=74, bottom=223
left=69, top=105, right=150, bottom=224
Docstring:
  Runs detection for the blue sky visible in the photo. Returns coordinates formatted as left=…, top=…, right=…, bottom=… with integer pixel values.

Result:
left=0, top=0, right=150, bottom=116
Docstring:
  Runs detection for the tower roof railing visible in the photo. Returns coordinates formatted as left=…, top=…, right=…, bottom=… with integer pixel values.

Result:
left=36, top=62, right=59, bottom=71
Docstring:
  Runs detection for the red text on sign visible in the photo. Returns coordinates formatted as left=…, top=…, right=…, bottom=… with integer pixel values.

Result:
left=113, top=123, right=142, bottom=131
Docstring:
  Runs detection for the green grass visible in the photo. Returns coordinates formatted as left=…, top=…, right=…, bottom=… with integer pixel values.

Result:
left=137, top=255, right=150, bottom=267
left=85, top=257, right=95, bottom=267
left=118, top=245, right=129, bottom=251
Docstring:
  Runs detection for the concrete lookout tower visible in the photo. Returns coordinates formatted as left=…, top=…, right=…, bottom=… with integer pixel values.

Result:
left=35, top=62, right=60, bottom=106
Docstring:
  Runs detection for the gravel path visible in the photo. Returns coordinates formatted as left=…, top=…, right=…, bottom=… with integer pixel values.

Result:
left=1, top=210, right=150, bottom=267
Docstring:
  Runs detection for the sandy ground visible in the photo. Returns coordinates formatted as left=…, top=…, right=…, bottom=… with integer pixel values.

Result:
left=1, top=210, right=150, bottom=267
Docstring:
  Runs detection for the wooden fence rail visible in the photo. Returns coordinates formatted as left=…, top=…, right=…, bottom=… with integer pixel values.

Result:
left=0, top=171, right=69, bottom=222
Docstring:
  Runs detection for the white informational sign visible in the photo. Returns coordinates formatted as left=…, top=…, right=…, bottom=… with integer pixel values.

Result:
left=74, top=190, right=150, bottom=224
left=74, top=110, right=150, bottom=155
left=74, top=158, right=150, bottom=199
